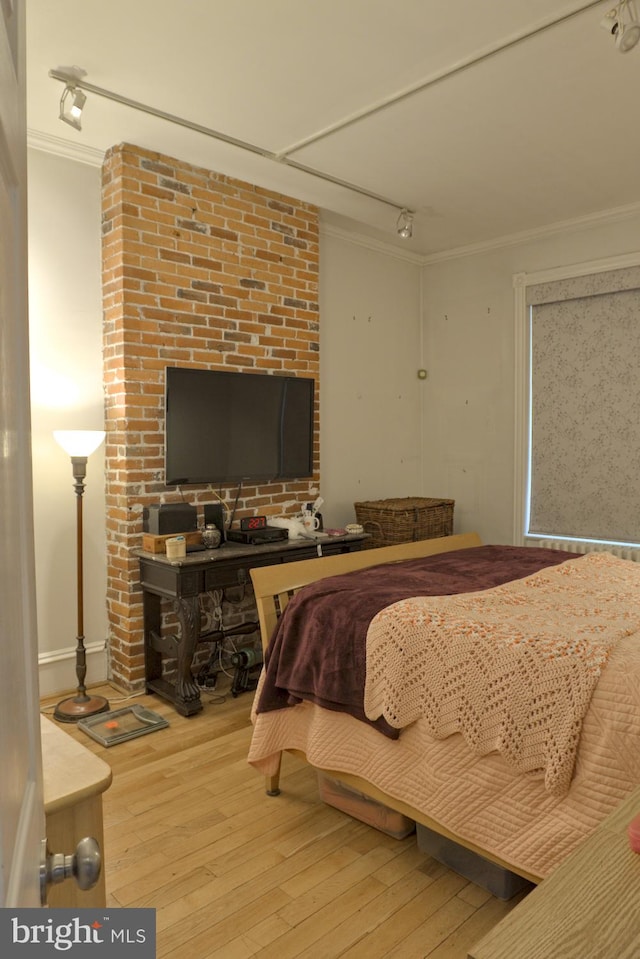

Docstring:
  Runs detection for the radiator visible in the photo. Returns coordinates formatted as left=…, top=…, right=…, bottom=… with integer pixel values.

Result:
left=534, top=539, right=640, bottom=563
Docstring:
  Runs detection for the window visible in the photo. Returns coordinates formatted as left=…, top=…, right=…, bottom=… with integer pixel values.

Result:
left=514, top=255, right=640, bottom=547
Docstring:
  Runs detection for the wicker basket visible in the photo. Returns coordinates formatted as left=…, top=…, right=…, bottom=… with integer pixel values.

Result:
left=354, top=497, right=454, bottom=549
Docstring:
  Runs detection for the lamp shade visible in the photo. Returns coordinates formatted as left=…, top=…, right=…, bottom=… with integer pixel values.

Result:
left=53, top=430, right=105, bottom=457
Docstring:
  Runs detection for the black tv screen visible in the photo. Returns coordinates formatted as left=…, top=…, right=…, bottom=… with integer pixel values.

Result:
left=164, top=366, right=315, bottom=486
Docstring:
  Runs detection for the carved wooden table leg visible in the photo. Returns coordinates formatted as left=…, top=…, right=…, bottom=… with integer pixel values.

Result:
left=173, top=595, right=203, bottom=715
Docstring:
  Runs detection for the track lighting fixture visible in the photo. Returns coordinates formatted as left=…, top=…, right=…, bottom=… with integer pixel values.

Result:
left=50, top=66, right=418, bottom=241
left=600, top=0, right=640, bottom=52
left=396, top=209, right=414, bottom=239
left=59, top=83, right=87, bottom=130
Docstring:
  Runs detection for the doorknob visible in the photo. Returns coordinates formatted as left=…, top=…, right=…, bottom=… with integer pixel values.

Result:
left=40, top=837, right=102, bottom=904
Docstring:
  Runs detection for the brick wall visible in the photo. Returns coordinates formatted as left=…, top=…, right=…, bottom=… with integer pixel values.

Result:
left=101, top=143, right=320, bottom=691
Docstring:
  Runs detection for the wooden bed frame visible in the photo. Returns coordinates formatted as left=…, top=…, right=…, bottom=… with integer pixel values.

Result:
left=249, top=531, right=538, bottom=881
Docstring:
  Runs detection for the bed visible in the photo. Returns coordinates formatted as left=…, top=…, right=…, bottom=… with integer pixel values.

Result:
left=247, top=532, right=640, bottom=883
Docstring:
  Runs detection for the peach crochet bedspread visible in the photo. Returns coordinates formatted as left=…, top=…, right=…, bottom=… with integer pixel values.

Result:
left=364, top=552, right=640, bottom=796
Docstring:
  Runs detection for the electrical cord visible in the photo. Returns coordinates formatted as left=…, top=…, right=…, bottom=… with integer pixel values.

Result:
left=207, top=486, right=232, bottom=526
left=40, top=688, right=146, bottom=716
left=227, top=479, right=245, bottom=530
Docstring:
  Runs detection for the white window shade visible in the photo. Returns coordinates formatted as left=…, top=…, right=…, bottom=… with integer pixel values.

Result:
left=527, top=266, right=640, bottom=545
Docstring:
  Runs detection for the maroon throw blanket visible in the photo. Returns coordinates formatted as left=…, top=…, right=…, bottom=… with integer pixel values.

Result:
left=256, top=545, right=579, bottom=737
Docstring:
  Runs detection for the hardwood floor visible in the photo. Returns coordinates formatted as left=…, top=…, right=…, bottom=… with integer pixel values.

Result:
left=40, top=681, right=527, bottom=958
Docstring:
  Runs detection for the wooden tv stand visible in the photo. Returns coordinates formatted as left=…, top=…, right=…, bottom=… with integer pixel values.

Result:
left=137, top=533, right=368, bottom=716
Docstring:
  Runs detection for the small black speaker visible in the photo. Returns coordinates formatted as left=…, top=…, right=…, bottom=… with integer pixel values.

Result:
left=143, top=503, right=198, bottom=535
left=203, top=502, right=226, bottom=542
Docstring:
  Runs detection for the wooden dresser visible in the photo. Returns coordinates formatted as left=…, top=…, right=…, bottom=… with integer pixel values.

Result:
left=469, top=786, right=640, bottom=958
left=41, top=715, right=112, bottom=908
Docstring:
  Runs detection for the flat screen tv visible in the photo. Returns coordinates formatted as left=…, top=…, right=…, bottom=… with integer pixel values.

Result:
left=164, top=366, right=315, bottom=486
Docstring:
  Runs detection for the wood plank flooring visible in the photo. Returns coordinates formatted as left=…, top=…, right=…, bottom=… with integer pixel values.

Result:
left=40, top=681, right=528, bottom=958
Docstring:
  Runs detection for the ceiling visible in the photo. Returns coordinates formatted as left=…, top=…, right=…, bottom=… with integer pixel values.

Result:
left=25, top=0, right=640, bottom=257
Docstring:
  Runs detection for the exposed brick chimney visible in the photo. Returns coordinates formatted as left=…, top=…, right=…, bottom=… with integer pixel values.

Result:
left=101, top=143, right=319, bottom=691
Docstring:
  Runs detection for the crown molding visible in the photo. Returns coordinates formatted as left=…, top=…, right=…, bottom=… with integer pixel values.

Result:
left=27, top=128, right=640, bottom=266
left=27, top=128, right=105, bottom=167
left=28, top=130, right=421, bottom=262
left=422, top=199, right=640, bottom=266
left=320, top=221, right=424, bottom=265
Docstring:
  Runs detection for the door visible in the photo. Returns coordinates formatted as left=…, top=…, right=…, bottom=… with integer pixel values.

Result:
left=0, top=0, right=47, bottom=906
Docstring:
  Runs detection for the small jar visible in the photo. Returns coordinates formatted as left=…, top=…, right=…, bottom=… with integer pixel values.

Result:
left=165, top=535, right=186, bottom=559
left=202, top=525, right=221, bottom=549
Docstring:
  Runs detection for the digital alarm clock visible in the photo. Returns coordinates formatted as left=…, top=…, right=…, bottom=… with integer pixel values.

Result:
left=239, top=515, right=268, bottom=531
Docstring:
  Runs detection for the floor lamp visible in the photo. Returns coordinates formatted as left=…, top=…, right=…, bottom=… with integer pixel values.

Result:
left=53, top=430, right=110, bottom=723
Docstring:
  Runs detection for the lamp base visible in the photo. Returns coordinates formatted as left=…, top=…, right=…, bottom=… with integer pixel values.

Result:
left=54, top=693, right=110, bottom=724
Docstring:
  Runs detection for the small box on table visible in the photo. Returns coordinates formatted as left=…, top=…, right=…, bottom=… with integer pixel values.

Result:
left=142, top=530, right=203, bottom=554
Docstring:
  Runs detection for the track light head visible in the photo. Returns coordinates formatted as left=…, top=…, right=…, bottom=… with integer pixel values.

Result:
left=396, top=209, right=414, bottom=239
left=59, top=83, right=87, bottom=130
left=601, top=9, right=620, bottom=34
left=600, top=1, right=640, bottom=52
left=617, top=19, right=640, bottom=50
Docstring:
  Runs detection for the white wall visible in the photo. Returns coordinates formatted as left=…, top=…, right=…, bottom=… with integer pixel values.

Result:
left=319, top=227, right=424, bottom=528
left=27, top=148, right=108, bottom=696
left=421, top=213, right=640, bottom=544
